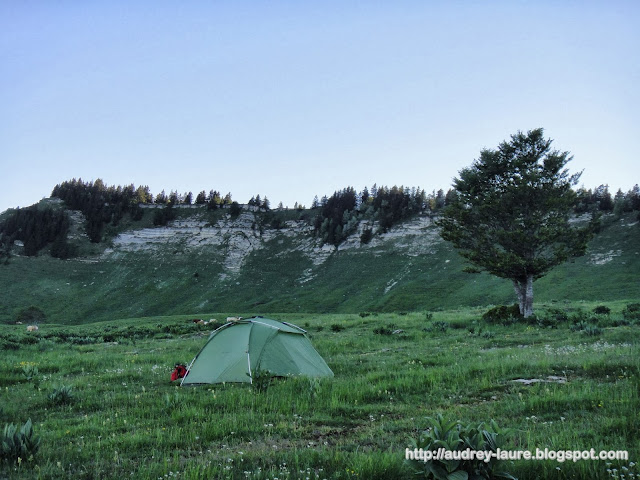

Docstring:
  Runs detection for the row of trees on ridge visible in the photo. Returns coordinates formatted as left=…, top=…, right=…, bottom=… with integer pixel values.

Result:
left=1, top=174, right=638, bottom=260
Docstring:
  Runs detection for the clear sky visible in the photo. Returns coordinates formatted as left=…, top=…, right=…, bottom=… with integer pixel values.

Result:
left=1, top=1, right=638, bottom=213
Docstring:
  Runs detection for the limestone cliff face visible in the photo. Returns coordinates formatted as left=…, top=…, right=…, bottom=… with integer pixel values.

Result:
left=104, top=210, right=441, bottom=281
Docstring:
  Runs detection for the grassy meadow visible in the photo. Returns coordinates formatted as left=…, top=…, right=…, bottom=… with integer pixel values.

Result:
left=1, top=304, right=638, bottom=479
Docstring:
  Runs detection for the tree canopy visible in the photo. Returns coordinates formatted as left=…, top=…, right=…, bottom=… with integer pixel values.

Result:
left=438, top=128, right=596, bottom=318
left=0, top=205, right=72, bottom=259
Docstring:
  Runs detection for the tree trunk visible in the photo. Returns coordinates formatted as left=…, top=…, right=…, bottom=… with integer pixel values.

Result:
left=513, top=275, right=535, bottom=318
left=513, top=280, right=525, bottom=315
left=524, top=274, right=534, bottom=318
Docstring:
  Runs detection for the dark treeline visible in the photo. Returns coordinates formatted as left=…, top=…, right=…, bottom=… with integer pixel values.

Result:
left=313, top=185, right=433, bottom=246
left=247, top=194, right=271, bottom=210
left=156, top=189, right=232, bottom=209
left=575, top=184, right=640, bottom=215
left=153, top=190, right=234, bottom=226
left=51, top=179, right=235, bottom=235
left=0, top=205, right=73, bottom=260
left=312, top=183, right=640, bottom=246
left=1, top=179, right=638, bottom=259
left=52, top=179, right=151, bottom=242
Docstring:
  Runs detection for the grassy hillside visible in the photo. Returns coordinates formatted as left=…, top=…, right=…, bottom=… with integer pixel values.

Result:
left=0, top=208, right=638, bottom=325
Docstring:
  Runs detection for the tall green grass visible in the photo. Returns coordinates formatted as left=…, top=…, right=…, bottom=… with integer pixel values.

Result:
left=0, top=307, right=638, bottom=479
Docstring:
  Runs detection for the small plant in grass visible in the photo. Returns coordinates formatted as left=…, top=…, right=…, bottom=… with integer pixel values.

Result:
left=482, top=304, right=521, bottom=325
left=469, top=326, right=494, bottom=338
left=21, top=364, right=40, bottom=389
left=569, top=309, right=589, bottom=323
left=373, top=326, right=393, bottom=335
left=48, top=385, right=74, bottom=406
left=308, top=377, right=322, bottom=403
left=330, top=324, right=345, bottom=332
left=606, top=461, right=638, bottom=479
left=570, top=321, right=589, bottom=332
left=583, top=325, right=603, bottom=336
left=535, top=315, right=558, bottom=329
left=449, top=320, right=467, bottom=330
left=21, top=363, right=38, bottom=380
left=622, top=303, right=640, bottom=321
left=19, top=335, right=39, bottom=346
left=570, top=321, right=602, bottom=336
left=425, top=312, right=434, bottom=321
left=1, top=339, right=20, bottom=350
left=250, top=369, right=272, bottom=393
left=373, top=323, right=396, bottom=335
left=435, top=321, right=449, bottom=332
left=425, top=321, right=449, bottom=333
left=163, top=392, right=182, bottom=410
left=593, top=305, right=611, bottom=315
left=1, top=419, right=40, bottom=464
left=537, top=307, right=569, bottom=328
left=407, top=414, right=516, bottom=480
left=611, top=318, right=631, bottom=327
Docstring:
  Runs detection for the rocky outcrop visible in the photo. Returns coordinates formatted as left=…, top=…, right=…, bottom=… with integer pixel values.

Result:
left=106, top=211, right=442, bottom=281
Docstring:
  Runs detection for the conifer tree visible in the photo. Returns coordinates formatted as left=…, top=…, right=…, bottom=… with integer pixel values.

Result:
left=195, top=191, right=207, bottom=205
left=156, top=190, right=168, bottom=204
left=438, top=128, right=595, bottom=318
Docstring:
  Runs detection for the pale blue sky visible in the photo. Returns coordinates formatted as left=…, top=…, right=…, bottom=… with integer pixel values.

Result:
left=1, top=1, right=638, bottom=213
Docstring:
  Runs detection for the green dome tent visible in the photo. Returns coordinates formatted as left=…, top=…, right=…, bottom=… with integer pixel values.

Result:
left=180, top=317, right=333, bottom=385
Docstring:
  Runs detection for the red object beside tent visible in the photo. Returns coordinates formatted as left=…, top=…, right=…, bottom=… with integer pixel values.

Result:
left=171, top=364, right=188, bottom=381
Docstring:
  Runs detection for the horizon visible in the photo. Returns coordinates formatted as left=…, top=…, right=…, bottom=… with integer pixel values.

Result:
left=2, top=174, right=636, bottom=214
left=2, top=2, right=639, bottom=213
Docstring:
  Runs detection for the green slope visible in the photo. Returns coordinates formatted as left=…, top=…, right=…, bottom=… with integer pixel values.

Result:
left=1, top=210, right=638, bottom=325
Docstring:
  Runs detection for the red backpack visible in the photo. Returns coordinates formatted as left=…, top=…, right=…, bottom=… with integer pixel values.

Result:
left=170, top=364, right=188, bottom=381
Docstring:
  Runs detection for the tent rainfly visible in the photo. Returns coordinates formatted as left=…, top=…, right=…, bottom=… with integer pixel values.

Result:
left=181, top=316, right=333, bottom=385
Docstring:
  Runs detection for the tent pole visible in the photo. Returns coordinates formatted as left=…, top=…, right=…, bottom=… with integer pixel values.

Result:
left=180, top=358, right=196, bottom=387
left=247, top=351, right=252, bottom=384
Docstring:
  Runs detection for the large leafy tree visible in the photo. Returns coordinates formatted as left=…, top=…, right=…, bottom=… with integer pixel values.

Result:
left=438, top=128, right=595, bottom=318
